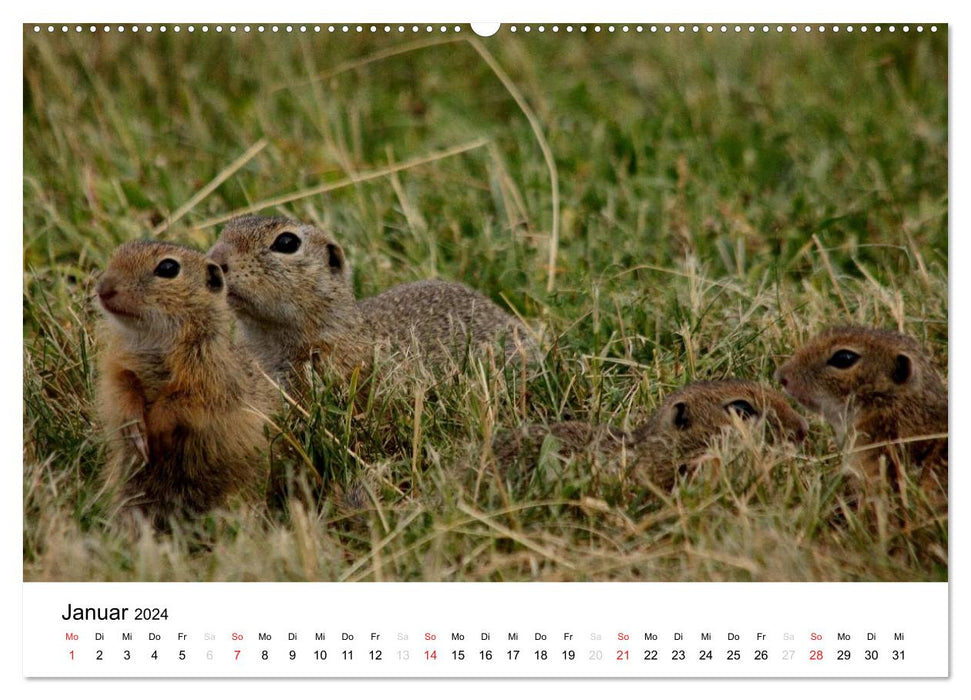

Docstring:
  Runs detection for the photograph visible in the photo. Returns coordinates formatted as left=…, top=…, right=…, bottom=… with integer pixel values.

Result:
left=23, top=23, right=947, bottom=583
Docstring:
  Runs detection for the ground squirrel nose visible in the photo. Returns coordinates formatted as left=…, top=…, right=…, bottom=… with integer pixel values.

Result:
left=95, top=278, right=116, bottom=300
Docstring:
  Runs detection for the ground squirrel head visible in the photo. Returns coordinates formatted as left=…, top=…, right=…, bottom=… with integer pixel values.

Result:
left=644, top=380, right=809, bottom=448
left=775, top=326, right=943, bottom=433
left=208, top=215, right=354, bottom=332
left=96, top=240, right=227, bottom=345
left=631, top=380, right=807, bottom=489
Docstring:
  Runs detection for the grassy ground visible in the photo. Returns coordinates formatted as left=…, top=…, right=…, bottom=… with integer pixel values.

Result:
left=23, top=26, right=947, bottom=581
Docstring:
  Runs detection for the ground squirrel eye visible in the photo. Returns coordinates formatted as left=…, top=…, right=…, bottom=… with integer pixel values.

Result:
left=827, top=349, right=860, bottom=369
left=270, top=232, right=301, bottom=254
left=725, top=399, right=759, bottom=420
left=154, top=258, right=181, bottom=278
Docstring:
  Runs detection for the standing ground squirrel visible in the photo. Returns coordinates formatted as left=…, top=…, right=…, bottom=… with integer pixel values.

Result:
left=208, top=215, right=536, bottom=387
left=776, top=326, right=948, bottom=490
left=95, top=241, right=277, bottom=527
left=495, top=381, right=808, bottom=490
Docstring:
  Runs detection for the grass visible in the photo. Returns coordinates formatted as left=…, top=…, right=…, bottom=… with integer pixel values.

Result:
left=23, top=26, right=948, bottom=582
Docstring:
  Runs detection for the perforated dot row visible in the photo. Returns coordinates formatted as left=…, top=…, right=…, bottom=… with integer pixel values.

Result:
left=507, top=24, right=936, bottom=33
left=30, top=24, right=939, bottom=35
left=31, top=25, right=466, bottom=34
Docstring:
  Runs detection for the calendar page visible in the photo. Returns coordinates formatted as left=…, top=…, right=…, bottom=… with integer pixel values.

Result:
left=20, top=11, right=951, bottom=686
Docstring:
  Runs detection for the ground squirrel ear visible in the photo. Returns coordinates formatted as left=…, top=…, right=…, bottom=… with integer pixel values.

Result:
left=673, top=402, right=690, bottom=430
left=892, top=353, right=912, bottom=385
left=206, top=263, right=224, bottom=292
left=326, top=243, right=345, bottom=273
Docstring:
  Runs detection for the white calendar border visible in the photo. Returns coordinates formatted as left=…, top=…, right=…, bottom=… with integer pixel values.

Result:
left=6, top=0, right=963, bottom=696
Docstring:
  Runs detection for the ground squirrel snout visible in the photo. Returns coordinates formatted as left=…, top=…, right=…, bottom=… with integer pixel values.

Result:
left=95, top=240, right=276, bottom=527
left=209, top=215, right=536, bottom=385
left=496, top=381, right=807, bottom=490
left=776, top=326, right=947, bottom=485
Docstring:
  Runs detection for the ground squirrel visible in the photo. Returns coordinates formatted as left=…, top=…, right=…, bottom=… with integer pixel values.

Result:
left=95, top=241, right=276, bottom=527
left=776, top=326, right=948, bottom=490
left=208, top=215, right=535, bottom=388
left=495, top=381, right=808, bottom=490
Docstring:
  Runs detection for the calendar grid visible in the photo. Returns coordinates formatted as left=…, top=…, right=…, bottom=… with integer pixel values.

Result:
left=23, top=582, right=948, bottom=678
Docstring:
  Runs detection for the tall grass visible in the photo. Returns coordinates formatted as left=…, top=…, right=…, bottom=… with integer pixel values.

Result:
left=23, top=27, right=947, bottom=581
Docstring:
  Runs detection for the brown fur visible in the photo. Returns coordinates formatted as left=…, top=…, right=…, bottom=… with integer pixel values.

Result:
left=776, top=326, right=948, bottom=491
left=95, top=241, right=277, bottom=528
left=494, top=381, right=808, bottom=489
left=208, top=215, right=535, bottom=388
